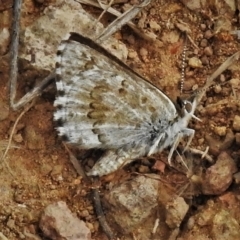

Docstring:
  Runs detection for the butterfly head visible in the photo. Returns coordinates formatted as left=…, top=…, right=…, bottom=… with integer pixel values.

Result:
left=176, top=96, right=200, bottom=122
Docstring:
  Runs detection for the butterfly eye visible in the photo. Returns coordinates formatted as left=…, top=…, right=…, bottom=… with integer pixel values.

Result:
left=185, top=102, right=192, bottom=113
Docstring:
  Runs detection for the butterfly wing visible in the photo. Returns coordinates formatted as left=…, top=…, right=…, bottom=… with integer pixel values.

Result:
left=54, top=33, right=177, bottom=150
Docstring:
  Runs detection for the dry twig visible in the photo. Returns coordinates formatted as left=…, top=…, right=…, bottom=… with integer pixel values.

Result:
left=9, top=0, right=55, bottom=111
left=96, top=0, right=151, bottom=42
left=92, top=186, right=115, bottom=239
left=196, top=51, right=240, bottom=105
left=76, top=0, right=156, bottom=41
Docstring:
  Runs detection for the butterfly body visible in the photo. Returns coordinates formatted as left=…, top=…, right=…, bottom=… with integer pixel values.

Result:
left=54, top=33, right=196, bottom=176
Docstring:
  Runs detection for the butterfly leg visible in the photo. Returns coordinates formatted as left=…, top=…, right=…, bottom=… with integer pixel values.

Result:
left=168, top=133, right=182, bottom=165
left=182, top=128, right=195, bottom=153
left=168, top=128, right=195, bottom=165
left=147, top=134, right=164, bottom=156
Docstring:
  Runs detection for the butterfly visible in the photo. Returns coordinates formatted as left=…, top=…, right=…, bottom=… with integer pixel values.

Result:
left=53, top=32, right=198, bottom=176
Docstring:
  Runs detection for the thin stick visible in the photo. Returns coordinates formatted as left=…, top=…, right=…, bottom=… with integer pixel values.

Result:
left=63, top=142, right=87, bottom=179
left=96, top=0, right=114, bottom=22
left=11, top=72, right=55, bottom=111
left=77, top=0, right=156, bottom=41
left=97, top=0, right=151, bottom=42
left=0, top=102, right=34, bottom=175
left=9, top=0, right=55, bottom=111
left=196, top=51, right=240, bottom=105
left=9, top=0, right=22, bottom=109
left=92, top=186, right=115, bottom=239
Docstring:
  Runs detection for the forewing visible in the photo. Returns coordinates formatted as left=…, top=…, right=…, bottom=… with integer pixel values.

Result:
left=54, top=33, right=177, bottom=149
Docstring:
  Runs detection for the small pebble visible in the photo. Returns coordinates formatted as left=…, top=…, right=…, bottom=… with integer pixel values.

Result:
left=139, top=47, right=148, bottom=57
left=213, top=84, right=222, bottom=93
left=0, top=28, right=10, bottom=55
left=128, top=50, right=138, bottom=59
left=204, top=30, right=213, bottom=39
left=50, top=165, right=63, bottom=181
left=93, top=221, right=99, bottom=232
left=200, top=39, right=208, bottom=47
left=138, top=165, right=150, bottom=173
left=213, top=126, right=226, bottom=136
left=188, top=57, right=202, bottom=68
left=149, top=7, right=156, bottom=15
left=229, top=78, right=240, bottom=87
left=233, top=172, right=240, bottom=184
left=220, top=129, right=235, bottom=150
left=187, top=216, right=195, bottom=230
left=203, top=46, right=213, bottom=56
left=201, top=55, right=209, bottom=65
left=233, top=115, right=240, bottom=131
left=219, top=74, right=226, bottom=82
left=192, top=84, right=199, bottom=91
left=126, top=35, right=135, bottom=45
left=182, top=78, right=195, bottom=91
left=235, top=133, right=240, bottom=145
left=13, top=133, right=23, bottom=143
left=200, top=23, right=206, bottom=30
left=41, top=164, right=53, bottom=176
left=80, top=210, right=90, bottom=218
left=85, top=222, right=94, bottom=232
left=87, top=159, right=95, bottom=168
left=149, top=20, right=161, bottom=31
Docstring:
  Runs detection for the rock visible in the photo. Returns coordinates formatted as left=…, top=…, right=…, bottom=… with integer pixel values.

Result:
left=165, top=197, right=189, bottom=228
left=202, top=152, right=237, bottom=195
left=20, top=0, right=128, bottom=71
left=212, top=210, right=240, bottom=239
left=104, top=175, right=159, bottom=234
left=182, top=198, right=240, bottom=239
left=39, top=201, right=91, bottom=240
left=233, top=115, right=240, bottom=131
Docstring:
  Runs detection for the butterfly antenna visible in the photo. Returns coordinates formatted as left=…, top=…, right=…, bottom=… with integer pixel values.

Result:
left=180, top=38, right=187, bottom=94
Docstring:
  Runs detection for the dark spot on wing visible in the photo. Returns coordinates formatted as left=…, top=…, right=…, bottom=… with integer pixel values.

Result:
left=57, top=90, right=65, bottom=97
left=61, top=134, right=70, bottom=142
left=118, top=88, right=127, bottom=96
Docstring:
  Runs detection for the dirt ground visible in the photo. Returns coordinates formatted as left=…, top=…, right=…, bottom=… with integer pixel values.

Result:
left=0, top=0, right=240, bottom=239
